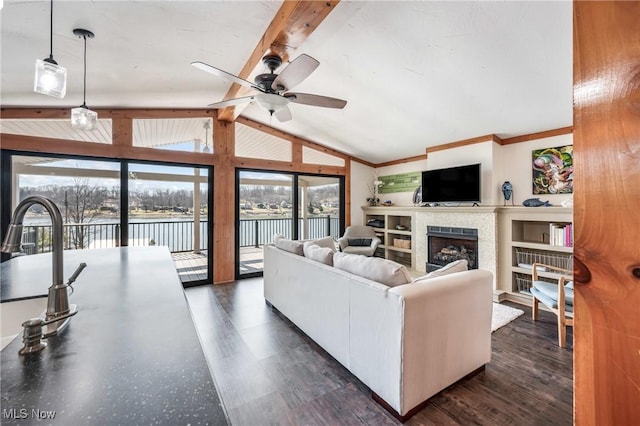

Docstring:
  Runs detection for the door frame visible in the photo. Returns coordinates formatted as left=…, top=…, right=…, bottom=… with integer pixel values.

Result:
left=0, top=149, right=214, bottom=288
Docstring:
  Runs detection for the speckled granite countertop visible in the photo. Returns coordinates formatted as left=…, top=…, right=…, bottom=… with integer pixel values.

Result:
left=0, top=247, right=228, bottom=425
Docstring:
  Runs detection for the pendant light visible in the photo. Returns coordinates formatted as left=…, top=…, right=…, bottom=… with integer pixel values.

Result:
left=202, top=121, right=211, bottom=153
left=71, top=28, right=97, bottom=131
left=34, top=0, right=67, bottom=98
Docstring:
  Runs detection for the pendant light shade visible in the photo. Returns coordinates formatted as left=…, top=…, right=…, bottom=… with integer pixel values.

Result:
left=34, top=0, right=66, bottom=98
left=71, top=106, right=98, bottom=130
left=71, top=28, right=97, bottom=131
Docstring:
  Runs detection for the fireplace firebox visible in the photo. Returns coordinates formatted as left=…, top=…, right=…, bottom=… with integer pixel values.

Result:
left=427, top=226, right=478, bottom=272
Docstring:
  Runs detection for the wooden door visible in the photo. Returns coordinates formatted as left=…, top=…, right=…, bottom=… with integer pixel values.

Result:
left=573, top=1, right=640, bottom=424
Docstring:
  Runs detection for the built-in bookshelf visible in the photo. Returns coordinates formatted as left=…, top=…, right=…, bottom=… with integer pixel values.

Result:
left=362, top=207, right=415, bottom=269
left=497, top=207, right=573, bottom=304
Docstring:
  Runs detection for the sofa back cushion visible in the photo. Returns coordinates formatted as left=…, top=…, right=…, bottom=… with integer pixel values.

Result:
left=312, top=236, right=337, bottom=252
left=412, top=259, right=468, bottom=283
left=273, top=234, right=304, bottom=256
left=333, top=252, right=411, bottom=287
left=303, top=242, right=334, bottom=265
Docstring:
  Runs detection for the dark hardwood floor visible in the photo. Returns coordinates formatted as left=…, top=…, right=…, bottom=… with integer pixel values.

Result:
left=185, top=278, right=573, bottom=425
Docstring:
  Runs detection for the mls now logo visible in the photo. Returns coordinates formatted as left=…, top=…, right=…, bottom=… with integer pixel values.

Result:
left=3, top=408, right=56, bottom=420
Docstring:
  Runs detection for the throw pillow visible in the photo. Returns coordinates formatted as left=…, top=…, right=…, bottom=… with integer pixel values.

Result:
left=333, top=252, right=411, bottom=287
left=412, top=259, right=468, bottom=283
left=348, top=238, right=372, bottom=247
left=303, top=241, right=334, bottom=265
left=313, top=236, right=337, bottom=252
left=273, top=234, right=304, bottom=256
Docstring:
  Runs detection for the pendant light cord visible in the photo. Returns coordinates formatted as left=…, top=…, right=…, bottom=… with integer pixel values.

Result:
left=48, top=0, right=54, bottom=60
left=82, top=34, right=87, bottom=107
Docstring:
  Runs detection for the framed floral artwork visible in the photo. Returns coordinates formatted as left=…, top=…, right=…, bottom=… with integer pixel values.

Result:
left=532, top=145, right=573, bottom=194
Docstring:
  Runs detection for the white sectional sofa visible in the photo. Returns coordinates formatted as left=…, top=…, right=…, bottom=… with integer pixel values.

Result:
left=263, top=243, right=494, bottom=421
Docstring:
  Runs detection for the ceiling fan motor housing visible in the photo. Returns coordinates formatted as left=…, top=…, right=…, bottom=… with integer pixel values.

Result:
left=254, top=73, right=278, bottom=92
left=254, top=55, right=284, bottom=92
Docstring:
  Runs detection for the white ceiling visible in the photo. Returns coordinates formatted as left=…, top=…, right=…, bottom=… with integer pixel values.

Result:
left=0, top=1, right=573, bottom=164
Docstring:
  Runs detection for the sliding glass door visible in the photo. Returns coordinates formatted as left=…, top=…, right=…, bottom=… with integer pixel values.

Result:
left=236, top=169, right=344, bottom=278
left=127, top=162, right=212, bottom=286
left=297, top=175, right=341, bottom=241
left=237, top=170, right=293, bottom=278
left=2, top=152, right=212, bottom=287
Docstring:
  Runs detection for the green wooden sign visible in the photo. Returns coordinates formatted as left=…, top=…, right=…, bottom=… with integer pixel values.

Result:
left=378, top=172, right=421, bottom=194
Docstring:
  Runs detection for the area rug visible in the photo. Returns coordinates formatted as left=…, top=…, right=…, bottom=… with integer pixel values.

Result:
left=492, top=303, right=524, bottom=332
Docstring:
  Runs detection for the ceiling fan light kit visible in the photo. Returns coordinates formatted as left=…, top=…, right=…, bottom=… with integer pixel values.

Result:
left=34, top=0, right=67, bottom=98
left=71, top=28, right=97, bottom=131
left=192, top=53, right=346, bottom=122
left=255, top=93, right=289, bottom=114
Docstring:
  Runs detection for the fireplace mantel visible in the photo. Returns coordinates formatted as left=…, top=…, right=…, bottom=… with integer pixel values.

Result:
left=363, top=206, right=573, bottom=297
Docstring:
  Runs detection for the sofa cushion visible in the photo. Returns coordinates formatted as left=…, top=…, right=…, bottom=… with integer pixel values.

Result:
left=333, top=252, right=411, bottom=287
left=412, top=260, right=469, bottom=283
left=348, top=238, right=372, bottom=247
left=303, top=242, right=334, bottom=265
left=273, top=234, right=304, bottom=256
left=313, top=236, right=336, bottom=252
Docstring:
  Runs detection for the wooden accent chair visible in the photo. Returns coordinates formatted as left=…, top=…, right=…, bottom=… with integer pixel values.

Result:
left=530, top=262, right=574, bottom=347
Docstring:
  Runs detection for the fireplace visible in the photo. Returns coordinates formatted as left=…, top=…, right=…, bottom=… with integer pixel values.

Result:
left=427, top=226, right=478, bottom=272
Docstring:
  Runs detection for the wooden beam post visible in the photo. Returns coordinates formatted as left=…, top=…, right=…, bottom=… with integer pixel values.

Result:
left=573, top=1, right=640, bottom=424
left=212, top=115, right=236, bottom=284
left=218, top=1, right=340, bottom=122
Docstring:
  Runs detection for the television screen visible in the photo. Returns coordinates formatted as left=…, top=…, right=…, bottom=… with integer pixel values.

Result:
left=421, top=163, right=481, bottom=203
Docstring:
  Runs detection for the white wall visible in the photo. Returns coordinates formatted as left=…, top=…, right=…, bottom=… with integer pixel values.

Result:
left=350, top=160, right=374, bottom=225
left=426, top=140, right=498, bottom=205
left=349, top=132, right=573, bottom=222
left=495, top=133, right=573, bottom=206
left=374, top=159, right=429, bottom=206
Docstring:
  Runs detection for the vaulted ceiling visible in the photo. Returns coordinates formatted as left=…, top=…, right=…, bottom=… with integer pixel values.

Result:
left=0, top=1, right=573, bottom=164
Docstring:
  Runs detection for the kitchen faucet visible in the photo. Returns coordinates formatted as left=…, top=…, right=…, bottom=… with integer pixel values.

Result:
left=1, top=195, right=86, bottom=341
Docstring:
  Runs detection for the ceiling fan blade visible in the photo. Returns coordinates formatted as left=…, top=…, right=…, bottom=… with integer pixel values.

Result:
left=285, top=93, right=347, bottom=109
left=192, top=61, right=257, bottom=90
left=274, top=105, right=292, bottom=122
left=207, top=96, right=254, bottom=108
left=271, top=54, right=319, bottom=92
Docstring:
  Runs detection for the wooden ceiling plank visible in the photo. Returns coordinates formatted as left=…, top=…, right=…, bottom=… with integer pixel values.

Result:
left=218, top=0, right=340, bottom=122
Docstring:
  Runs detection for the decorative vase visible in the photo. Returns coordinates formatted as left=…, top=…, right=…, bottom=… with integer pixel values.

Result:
left=502, top=181, right=514, bottom=206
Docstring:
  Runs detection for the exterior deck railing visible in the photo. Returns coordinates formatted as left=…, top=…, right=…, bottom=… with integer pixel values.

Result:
left=239, top=216, right=339, bottom=247
left=19, top=216, right=339, bottom=255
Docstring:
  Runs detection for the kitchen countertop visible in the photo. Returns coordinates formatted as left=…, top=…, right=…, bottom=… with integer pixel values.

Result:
left=0, top=246, right=228, bottom=425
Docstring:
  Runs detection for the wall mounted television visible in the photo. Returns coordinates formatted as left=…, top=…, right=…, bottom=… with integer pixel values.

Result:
left=421, top=163, right=481, bottom=204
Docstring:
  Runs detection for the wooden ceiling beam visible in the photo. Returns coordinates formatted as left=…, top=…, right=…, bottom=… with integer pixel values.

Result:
left=217, top=0, right=340, bottom=122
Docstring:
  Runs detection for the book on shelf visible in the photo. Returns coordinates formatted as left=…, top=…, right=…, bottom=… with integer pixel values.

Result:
left=549, top=223, right=573, bottom=247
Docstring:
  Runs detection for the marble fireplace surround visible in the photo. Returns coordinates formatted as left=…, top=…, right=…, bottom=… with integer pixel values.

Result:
left=414, top=207, right=498, bottom=287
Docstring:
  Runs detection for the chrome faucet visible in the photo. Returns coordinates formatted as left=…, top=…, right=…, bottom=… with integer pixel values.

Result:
left=1, top=195, right=86, bottom=339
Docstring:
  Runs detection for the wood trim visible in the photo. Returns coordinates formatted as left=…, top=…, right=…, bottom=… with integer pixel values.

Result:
left=500, top=126, right=573, bottom=145
left=0, top=108, right=215, bottom=119
left=292, top=143, right=303, bottom=164
left=0, top=134, right=116, bottom=157
left=218, top=1, right=340, bottom=122
left=350, top=157, right=377, bottom=168
left=344, top=159, right=351, bottom=226
left=112, top=117, right=132, bottom=147
left=573, top=1, right=640, bottom=424
left=375, top=154, right=428, bottom=168
left=213, top=119, right=236, bottom=284
left=236, top=116, right=352, bottom=161
left=426, top=134, right=502, bottom=154
left=0, top=133, right=218, bottom=166
left=232, top=156, right=346, bottom=176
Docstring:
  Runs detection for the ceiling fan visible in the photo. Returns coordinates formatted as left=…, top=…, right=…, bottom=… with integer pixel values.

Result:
left=192, top=54, right=347, bottom=122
